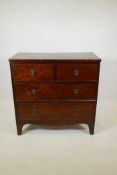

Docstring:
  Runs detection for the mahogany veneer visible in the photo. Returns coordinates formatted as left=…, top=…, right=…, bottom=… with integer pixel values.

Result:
left=9, top=52, right=101, bottom=135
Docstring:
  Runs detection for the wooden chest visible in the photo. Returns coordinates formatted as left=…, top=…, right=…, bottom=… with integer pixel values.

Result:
left=9, top=52, right=101, bottom=135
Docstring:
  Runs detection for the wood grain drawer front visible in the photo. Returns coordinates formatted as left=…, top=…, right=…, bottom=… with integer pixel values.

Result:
left=57, top=63, right=99, bottom=80
left=11, top=64, right=54, bottom=81
left=14, top=82, right=97, bottom=101
left=16, top=102, right=95, bottom=121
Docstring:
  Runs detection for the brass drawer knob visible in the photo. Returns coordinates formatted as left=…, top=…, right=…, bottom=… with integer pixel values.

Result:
left=31, top=109, right=39, bottom=115
left=32, top=89, right=37, bottom=95
left=72, top=109, right=79, bottom=116
left=72, top=109, right=79, bottom=113
left=30, top=68, right=35, bottom=76
left=74, top=69, right=80, bottom=76
left=73, top=88, right=79, bottom=94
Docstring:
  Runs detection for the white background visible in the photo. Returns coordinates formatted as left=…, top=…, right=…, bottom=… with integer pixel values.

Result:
left=0, top=0, right=117, bottom=104
left=0, top=0, right=117, bottom=175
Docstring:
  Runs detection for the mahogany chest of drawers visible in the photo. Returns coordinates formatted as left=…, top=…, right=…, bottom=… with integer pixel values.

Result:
left=9, top=52, right=101, bottom=135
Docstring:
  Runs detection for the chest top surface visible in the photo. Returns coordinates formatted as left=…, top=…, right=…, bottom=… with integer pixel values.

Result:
left=9, top=52, right=101, bottom=63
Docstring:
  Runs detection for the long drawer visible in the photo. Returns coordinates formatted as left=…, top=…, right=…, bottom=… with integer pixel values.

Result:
left=16, top=102, right=96, bottom=121
left=14, top=82, right=97, bottom=101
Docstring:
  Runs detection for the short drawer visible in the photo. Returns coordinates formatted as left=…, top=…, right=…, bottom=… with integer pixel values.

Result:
left=11, top=64, right=54, bottom=81
left=16, top=102, right=95, bottom=121
left=57, top=63, right=99, bottom=80
left=14, top=82, right=97, bottom=101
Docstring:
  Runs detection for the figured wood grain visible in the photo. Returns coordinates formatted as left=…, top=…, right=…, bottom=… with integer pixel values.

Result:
left=11, top=64, right=54, bottom=81
left=14, top=82, right=97, bottom=101
left=57, top=63, right=99, bottom=80
left=16, top=102, right=96, bottom=121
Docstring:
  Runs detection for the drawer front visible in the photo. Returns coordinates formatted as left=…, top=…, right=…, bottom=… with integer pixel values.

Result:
left=57, top=63, right=99, bottom=80
left=14, top=82, right=97, bottom=101
left=11, top=64, right=54, bottom=81
left=16, top=102, right=95, bottom=121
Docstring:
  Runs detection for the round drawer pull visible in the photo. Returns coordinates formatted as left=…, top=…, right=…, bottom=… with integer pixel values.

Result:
left=30, top=68, right=35, bottom=76
left=72, top=109, right=79, bottom=117
left=72, top=109, right=79, bottom=113
left=74, top=69, right=80, bottom=76
left=73, top=88, right=79, bottom=94
left=31, top=109, right=39, bottom=115
left=32, top=89, right=37, bottom=95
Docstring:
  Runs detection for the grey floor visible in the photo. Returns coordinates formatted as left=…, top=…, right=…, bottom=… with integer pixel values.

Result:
left=0, top=102, right=117, bottom=175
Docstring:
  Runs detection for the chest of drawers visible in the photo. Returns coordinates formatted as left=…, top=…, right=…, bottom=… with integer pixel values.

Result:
left=9, top=52, right=101, bottom=135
